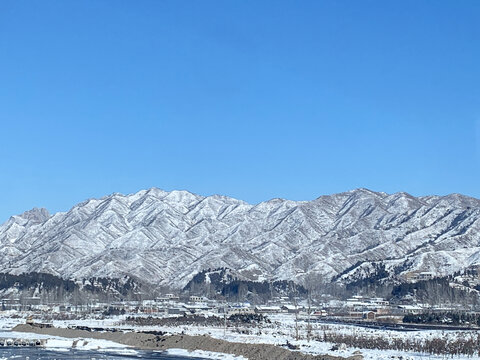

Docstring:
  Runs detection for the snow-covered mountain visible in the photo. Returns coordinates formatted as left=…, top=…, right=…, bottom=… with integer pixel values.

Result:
left=1, top=188, right=479, bottom=288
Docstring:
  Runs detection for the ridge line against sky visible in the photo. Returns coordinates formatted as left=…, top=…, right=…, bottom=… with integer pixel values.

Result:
left=0, top=0, right=479, bottom=222
left=4, top=187, right=480, bottom=224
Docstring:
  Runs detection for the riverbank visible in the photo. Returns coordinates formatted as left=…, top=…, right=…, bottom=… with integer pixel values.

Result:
left=13, top=323, right=362, bottom=360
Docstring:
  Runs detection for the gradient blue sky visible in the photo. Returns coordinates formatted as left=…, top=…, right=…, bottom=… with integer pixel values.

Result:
left=1, top=0, right=479, bottom=221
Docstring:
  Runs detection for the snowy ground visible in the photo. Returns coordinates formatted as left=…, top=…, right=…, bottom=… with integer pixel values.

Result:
left=165, top=349, right=248, bottom=360
left=1, top=312, right=479, bottom=360
left=0, top=314, right=245, bottom=359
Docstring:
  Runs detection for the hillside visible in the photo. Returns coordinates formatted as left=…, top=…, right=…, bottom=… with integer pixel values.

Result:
left=1, top=188, right=479, bottom=289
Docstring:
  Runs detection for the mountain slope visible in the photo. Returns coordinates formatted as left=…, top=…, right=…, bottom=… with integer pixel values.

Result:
left=1, top=188, right=479, bottom=288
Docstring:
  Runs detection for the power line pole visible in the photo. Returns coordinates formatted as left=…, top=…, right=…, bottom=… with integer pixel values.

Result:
left=223, top=301, right=227, bottom=338
left=307, top=290, right=311, bottom=342
left=293, top=283, right=299, bottom=341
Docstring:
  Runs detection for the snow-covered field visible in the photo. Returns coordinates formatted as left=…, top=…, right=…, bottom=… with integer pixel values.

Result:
left=1, top=312, right=479, bottom=360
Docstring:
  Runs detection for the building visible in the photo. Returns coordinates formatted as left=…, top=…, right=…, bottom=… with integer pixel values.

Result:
left=312, top=310, right=328, bottom=317
left=1, top=299, right=21, bottom=311
left=363, top=311, right=376, bottom=320
left=254, top=305, right=281, bottom=314
left=281, top=305, right=301, bottom=314
left=189, top=296, right=203, bottom=303
left=416, top=272, right=434, bottom=281
left=227, top=307, right=255, bottom=316
left=405, top=271, right=435, bottom=282
left=397, top=305, right=423, bottom=315
left=167, top=307, right=187, bottom=315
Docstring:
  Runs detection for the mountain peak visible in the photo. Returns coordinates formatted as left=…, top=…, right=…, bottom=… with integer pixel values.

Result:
left=19, top=207, right=50, bottom=224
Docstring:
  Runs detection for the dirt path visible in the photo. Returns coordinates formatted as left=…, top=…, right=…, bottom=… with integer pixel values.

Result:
left=13, top=323, right=363, bottom=360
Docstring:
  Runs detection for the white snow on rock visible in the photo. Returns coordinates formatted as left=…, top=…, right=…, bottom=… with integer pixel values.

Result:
left=0, top=188, right=479, bottom=287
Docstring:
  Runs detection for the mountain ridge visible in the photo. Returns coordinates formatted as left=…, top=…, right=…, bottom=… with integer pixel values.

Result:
left=1, top=188, right=479, bottom=289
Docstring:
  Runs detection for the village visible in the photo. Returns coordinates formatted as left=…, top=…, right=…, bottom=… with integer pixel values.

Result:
left=1, top=290, right=475, bottom=329
left=2, top=271, right=480, bottom=357
left=3, top=290, right=480, bottom=360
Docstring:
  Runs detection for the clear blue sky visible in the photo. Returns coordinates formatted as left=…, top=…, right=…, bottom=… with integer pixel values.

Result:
left=1, top=0, right=479, bottom=221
